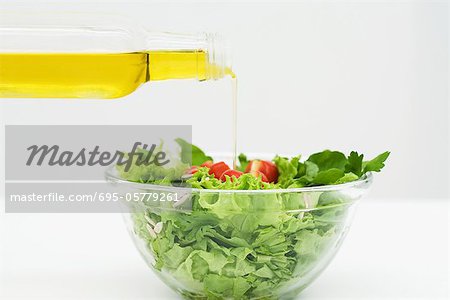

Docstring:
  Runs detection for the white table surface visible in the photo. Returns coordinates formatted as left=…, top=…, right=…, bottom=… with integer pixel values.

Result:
left=1, top=198, right=449, bottom=299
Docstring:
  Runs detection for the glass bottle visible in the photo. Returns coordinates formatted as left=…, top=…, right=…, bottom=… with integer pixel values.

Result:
left=0, top=14, right=232, bottom=99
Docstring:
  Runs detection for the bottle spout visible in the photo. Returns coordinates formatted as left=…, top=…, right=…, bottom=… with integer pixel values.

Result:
left=145, top=32, right=232, bottom=81
left=203, top=33, right=234, bottom=80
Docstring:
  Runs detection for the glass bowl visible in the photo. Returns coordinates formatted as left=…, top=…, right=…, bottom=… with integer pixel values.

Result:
left=105, top=166, right=372, bottom=300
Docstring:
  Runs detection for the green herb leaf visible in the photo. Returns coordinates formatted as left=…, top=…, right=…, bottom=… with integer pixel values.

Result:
left=363, top=151, right=390, bottom=173
left=312, top=168, right=345, bottom=185
left=307, top=150, right=347, bottom=171
left=345, top=151, right=364, bottom=177
left=175, top=138, right=213, bottom=166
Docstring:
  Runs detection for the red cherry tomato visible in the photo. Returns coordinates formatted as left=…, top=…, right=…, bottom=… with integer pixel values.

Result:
left=245, top=160, right=278, bottom=182
left=200, top=160, right=213, bottom=168
left=248, top=170, right=269, bottom=182
left=260, top=160, right=278, bottom=182
left=219, top=169, right=243, bottom=182
left=187, top=166, right=199, bottom=174
left=208, top=162, right=230, bottom=179
left=244, top=160, right=257, bottom=173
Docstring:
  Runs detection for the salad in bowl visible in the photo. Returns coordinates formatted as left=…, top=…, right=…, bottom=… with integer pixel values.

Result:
left=106, top=139, right=389, bottom=299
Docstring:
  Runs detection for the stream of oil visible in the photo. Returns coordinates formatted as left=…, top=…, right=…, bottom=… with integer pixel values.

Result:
left=231, top=77, right=238, bottom=169
left=223, top=69, right=238, bottom=169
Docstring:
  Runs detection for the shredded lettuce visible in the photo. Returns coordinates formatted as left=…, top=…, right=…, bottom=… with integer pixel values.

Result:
left=132, top=192, right=346, bottom=299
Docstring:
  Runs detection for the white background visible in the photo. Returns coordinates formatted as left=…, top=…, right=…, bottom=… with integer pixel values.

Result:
left=0, top=1, right=449, bottom=299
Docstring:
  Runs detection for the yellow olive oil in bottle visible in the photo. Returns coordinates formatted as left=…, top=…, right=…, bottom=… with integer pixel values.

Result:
left=0, top=17, right=232, bottom=99
left=0, top=50, right=232, bottom=98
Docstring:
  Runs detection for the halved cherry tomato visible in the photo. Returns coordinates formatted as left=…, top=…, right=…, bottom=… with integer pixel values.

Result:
left=245, top=160, right=278, bottom=182
left=245, top=160, right=260, bottom=173
left=260, top=160, right=278, bottom=182
left=248, top=170, right=269, bottom=182
left=187, top=166, right=199, bottom=174
left=201, top=160, right=213, bottom=168
left=208, top=162, right=230, bottom=179
left=219, top=169, right=243, bottom=182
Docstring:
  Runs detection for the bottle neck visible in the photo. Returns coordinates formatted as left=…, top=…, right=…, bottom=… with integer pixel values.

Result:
left=144, top=32, right=232, bottom=81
